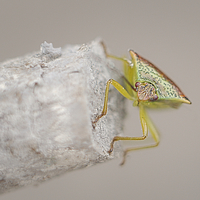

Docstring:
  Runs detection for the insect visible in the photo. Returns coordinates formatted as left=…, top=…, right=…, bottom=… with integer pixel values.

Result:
left=92, top=44, right=191, bottom=165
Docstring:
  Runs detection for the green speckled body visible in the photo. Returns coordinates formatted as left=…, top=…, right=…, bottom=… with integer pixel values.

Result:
left=93, top=45, right=192, bottom=164
left=124, top=50, right=191, bottom=108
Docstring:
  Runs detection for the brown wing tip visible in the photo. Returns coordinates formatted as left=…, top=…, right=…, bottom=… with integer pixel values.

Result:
left=182, top=96, right=192, bottom=104
left=129, top=49, right=136, bottom=58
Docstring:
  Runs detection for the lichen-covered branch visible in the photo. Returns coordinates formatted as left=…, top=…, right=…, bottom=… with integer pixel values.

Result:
left=0, top=39, right=125, bottom=194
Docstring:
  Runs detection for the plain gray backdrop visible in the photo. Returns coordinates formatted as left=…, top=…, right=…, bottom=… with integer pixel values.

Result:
left=0, top=1, right=199, bottom=200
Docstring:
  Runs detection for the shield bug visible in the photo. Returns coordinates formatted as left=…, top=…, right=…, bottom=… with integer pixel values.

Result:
left=92, top=46, right=191, bottom=165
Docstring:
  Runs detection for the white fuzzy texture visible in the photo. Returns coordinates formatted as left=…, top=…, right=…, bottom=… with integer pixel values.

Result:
left=0, top=39, right=124, bottom=193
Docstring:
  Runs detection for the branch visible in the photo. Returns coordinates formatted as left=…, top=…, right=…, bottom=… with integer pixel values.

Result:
left=0, top=39, right=125, bottom=194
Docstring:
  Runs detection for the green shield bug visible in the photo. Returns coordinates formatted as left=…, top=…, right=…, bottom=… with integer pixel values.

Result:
left=93, top=43, right=191, bottom=165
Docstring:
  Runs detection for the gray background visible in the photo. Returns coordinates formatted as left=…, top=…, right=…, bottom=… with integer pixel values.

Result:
left=0, top=1, right=199, bottom=200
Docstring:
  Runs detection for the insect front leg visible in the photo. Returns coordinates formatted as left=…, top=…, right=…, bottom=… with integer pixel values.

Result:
left=92, top=79, right=133, bottom=127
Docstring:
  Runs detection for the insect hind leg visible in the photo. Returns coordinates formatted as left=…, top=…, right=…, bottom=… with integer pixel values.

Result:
left=108, top=105, right=160, bottom=165
left=121, top=106, right=160, bottom=165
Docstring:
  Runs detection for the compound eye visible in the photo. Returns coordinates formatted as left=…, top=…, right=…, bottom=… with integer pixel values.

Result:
left=153, top=94, right=158, bottom=101
left=135, top=82, right=141, bottom=88
left=149, top=94, right=158, bottom=101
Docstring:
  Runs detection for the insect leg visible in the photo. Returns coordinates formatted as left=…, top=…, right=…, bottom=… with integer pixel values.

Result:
left=92, top=79, right=133, bottom=127
left=120, top=106, right=160, bottom=165
left=100, top=41, right=129, bottom=62
left=107, top=105, right=148, bottom=154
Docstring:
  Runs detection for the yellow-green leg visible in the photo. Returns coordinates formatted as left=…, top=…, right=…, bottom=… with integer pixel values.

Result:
left=101, top=41, right=136, bottom=96
left=92, top=79, right=133, bottom=127
left=108, top=105, right=148, bottom=153
left=110, top=105, right=160, bottom=165
left=106, top=53, right=136, bottom=97
left=100, top=41, right=130, bottom=63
